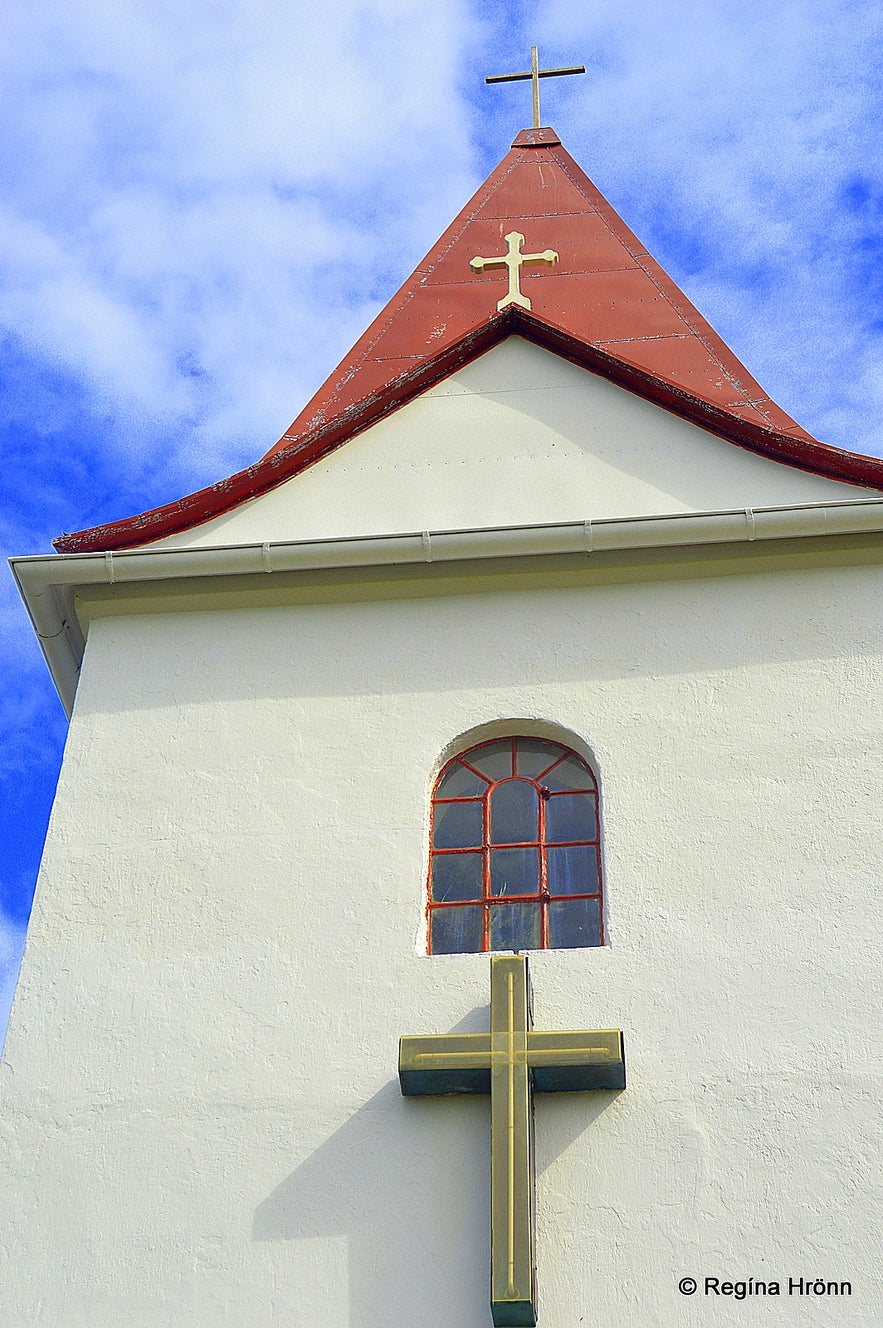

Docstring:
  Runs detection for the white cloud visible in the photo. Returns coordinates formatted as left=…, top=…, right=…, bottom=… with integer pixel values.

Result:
left=0, top=1, right=481, bottom=486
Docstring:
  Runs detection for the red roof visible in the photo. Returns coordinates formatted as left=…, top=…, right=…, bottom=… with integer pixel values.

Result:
left=55, top=127, right=883, bottom=553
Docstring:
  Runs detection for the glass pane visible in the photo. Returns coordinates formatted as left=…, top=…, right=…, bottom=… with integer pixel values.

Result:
left=490, top=902, right=540, bottom=952
left=539, top=755, right=596, bottom=792
left=548, top=898, right=601, bottom=949
left=431, top=851, right=484, bottom=902
left=546, top=845, right=600, bottom=896
left=463, top=740, right=514, bottom=782
left=515, top=739, right=566, bottom=780
left=436, top=760, right=490, bottom=798
left=490, top=847, right=540, bottom=897
left=431, top=905, right=484, bottom=954
left=490, top=780, right=538, bottom=845
left=432, top=799, right=483, bottom=849
left=545, top=793, right=597, bottom=843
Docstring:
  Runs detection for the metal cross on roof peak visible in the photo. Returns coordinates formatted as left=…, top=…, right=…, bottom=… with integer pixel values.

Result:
left=486, top=46, right=585, bottom=130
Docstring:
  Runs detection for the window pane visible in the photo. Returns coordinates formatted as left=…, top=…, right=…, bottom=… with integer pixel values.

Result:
left=431, top=905, right=484, bottom=954
left=548, top=898, right=601, bottom=949
left=464, top=740, right=513, bottom=781
left=433, top=799, right=483, bottom=849
left=515, top=739, right=565, bottom=780
left=539, top=755, right=596, bottom=792
left=431, top=851, right=483, bottom=903
left=432, top=849, right=485, bottom=903
left=546, top=845, right=600, bottom=896
left=490, top=847, right=540, bottom=897
left=436, top=761, right=489, bottom=798
left=490, top=780, right=538, bottom=844
left=545, top=793, right=597, bottom=843
left=490, top=902, right=540, bottom=952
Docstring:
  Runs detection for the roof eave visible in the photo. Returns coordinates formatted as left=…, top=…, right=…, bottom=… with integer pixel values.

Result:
left=19, top=497, right=883, bottom=714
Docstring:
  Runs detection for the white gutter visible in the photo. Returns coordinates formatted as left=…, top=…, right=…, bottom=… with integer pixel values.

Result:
left=10, top=498, right=883, bottom=717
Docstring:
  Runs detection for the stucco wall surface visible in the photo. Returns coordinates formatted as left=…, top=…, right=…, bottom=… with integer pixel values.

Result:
left=149, top=338, right=876, bottom=550
left=1, top=562, right=881, bottom=1327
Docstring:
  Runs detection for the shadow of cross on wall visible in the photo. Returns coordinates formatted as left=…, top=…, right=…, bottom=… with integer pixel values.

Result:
left=253, top=1001, right=622, bottom=1328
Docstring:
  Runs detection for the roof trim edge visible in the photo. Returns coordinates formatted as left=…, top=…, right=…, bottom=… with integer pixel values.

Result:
left=54, top=308, right=883, bottom=552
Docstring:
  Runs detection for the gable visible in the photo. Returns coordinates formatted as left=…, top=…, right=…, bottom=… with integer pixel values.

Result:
left=147, top=338, right=878, bottom=550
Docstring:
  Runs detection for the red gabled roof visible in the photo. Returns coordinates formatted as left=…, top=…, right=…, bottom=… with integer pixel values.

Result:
left=55, top=127, right=883, bottom=553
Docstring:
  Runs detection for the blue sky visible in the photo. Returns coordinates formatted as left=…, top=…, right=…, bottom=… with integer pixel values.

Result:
left=3, top=0, right=883, bottom=1035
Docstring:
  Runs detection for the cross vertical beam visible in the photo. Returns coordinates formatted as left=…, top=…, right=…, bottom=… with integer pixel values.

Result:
left=490, top=956, right=535, bottom=1323
left=399, top=955, right=625, bottom=1326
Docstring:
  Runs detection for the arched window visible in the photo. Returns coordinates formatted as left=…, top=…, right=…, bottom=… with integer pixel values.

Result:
left=428, top=737, right=603, bottom=954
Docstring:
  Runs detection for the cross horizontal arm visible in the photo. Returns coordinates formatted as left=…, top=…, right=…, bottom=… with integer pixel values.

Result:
left=527, top=1030, right=625, bottom=1092
left=399, top=1034, right=492, bottom=1095
left=485, top=66, right=586, bottom=84
left=469, top=253, right=502, bottom=273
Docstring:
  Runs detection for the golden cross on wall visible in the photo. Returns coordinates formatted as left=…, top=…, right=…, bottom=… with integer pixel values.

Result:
left=399, top=954, right=626, bottom=1326
left=486, top=46, right=585, bottom=130
left=470, top=231, right=558, bottom=311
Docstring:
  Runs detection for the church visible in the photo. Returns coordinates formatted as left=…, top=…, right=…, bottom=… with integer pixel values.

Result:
left=5, top=61, right=882, bottom=1327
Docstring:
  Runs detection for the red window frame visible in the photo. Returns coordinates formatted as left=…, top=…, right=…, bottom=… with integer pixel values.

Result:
left=427, top=736, right=603, bottom=953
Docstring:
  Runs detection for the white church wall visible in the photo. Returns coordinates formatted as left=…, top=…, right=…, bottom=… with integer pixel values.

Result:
left=2, top=559, right=880, bottom=1326
left=148, top=338, right=878, bottom=551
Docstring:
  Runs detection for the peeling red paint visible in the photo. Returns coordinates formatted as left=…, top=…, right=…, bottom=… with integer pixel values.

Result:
left=55, top=128, right=883, bottom=554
